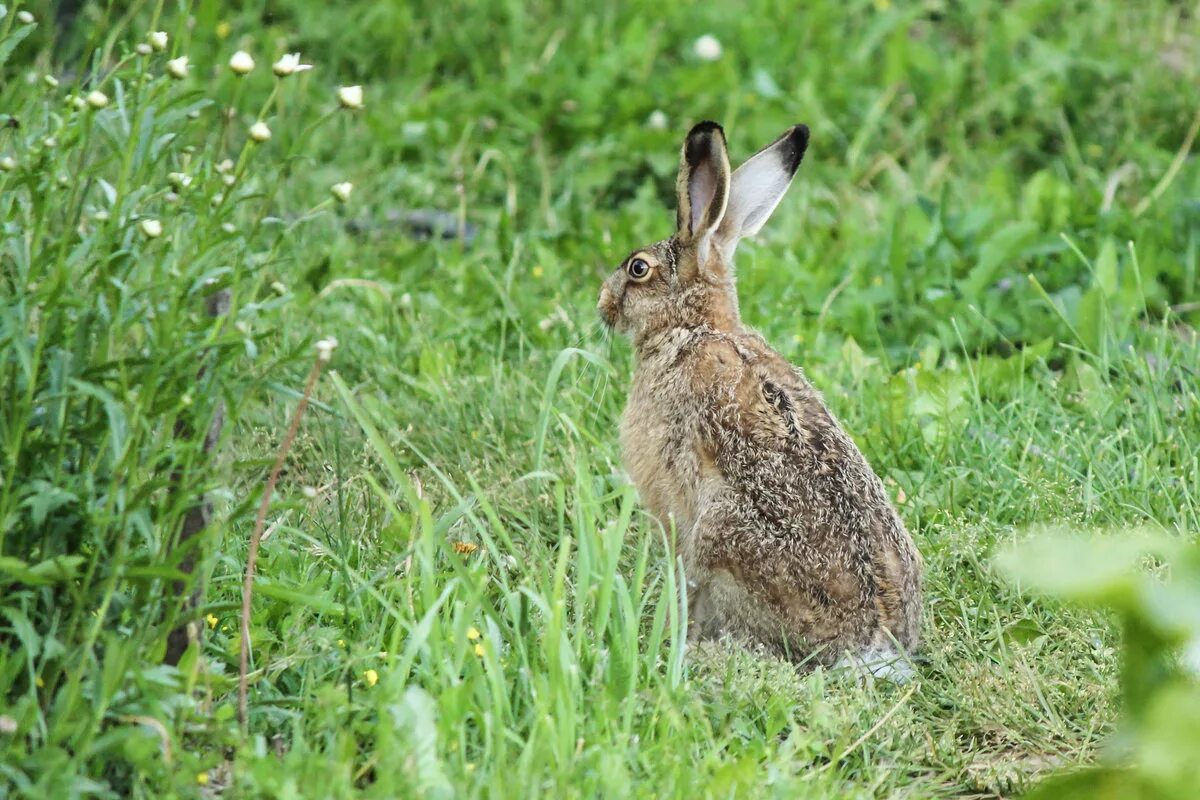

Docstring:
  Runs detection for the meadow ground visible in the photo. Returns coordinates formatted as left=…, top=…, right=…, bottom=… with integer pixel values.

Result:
left=2, top=1, right=1199, bottom=797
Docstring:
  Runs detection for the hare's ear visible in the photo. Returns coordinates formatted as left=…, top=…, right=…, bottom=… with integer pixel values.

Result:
left=717, top=124, right=809, bottom=249
left=675, top=121, right=731, bottom=254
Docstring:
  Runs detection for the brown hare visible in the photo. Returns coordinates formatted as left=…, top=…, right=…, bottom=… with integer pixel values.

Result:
left=598, top=121, right=922, bottom=676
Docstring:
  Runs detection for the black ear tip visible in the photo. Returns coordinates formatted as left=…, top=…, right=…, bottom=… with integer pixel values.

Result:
left=684, top=120, right=726, bottom=166
left=782, top=124, right=810, bottom=174
left=688, top=120, right=724, bottom=138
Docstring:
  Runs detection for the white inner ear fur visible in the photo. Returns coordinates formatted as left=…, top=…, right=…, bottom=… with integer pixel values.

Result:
left=721, top=147, right=795, bottom=244
left=688, top=162, right=719, bottom=237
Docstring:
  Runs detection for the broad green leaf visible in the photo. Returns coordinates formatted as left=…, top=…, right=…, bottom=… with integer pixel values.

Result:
left=995, top=530, right=1175, bottom=607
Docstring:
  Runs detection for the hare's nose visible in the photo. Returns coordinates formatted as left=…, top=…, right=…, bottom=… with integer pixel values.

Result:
left=597, top=285, right=616, bottom=325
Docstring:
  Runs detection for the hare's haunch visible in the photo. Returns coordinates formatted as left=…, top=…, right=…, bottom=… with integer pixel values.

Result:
left=599, top=122, right=922, bottom=670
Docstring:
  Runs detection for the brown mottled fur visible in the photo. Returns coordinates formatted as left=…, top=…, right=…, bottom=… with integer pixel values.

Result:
left=598, top=122, right=922, bottom=668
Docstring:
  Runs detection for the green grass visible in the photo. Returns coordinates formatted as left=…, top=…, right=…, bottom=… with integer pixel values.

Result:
left=2, top=0, right=1199, bottom=797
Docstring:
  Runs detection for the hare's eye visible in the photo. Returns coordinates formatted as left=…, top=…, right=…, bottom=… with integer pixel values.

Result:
left=627, top=257, right=652, bottom=282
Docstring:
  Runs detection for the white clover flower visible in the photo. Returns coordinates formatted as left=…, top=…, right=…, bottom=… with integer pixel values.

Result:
left=166, top=56, right=189, bottom=80
left=647, top=109, right=668, bottom=130
left=167, top=172, right=192, bottom=190
left=229, top=50, right=255, bottom=75
left=86, top=90, right=109, bottom=109
left=17, top=11, right=35, bottom=24
left=1183, top=636, right=1200, bottom=678
left=272, top=53, right=312, bottom=77
left=337, top=85, right=363, bottom=109
left=139, top=219, right=163, bottom=238
left=315, top=337, right=339, bottom=363
left=693, top=34, right=723, bottom=62
left=248, top=121, right=271, bottom=142
left=135, top=43, right=153, bottom=56
left=149, top=31, right=169, bottom=52
left=330, top=182, right=352, bottom=203
left=43, top=75, right=59, bottom=88
left=0, top=156, right=16, bottom=171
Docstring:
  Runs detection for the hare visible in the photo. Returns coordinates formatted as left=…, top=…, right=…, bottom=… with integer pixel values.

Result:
left=598, top=121, right=922, bottom=674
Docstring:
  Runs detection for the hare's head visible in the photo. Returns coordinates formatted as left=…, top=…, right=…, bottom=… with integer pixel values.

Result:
left=598, top=121, right=808, bottom=340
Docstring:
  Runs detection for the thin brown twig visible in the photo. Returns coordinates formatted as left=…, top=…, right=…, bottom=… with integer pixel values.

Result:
left=1134, top=107, right=1200, bottom=218
left=238, top=355, right=326, bottom=729
left=1169, top=301, right=1200, bottom=316
left=119, top=715, right=173, bottom=764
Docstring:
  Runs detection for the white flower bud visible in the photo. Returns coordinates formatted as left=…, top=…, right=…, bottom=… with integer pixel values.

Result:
left=93, top=209, right=110, bottom=221
left=693, top=34, right=723, bottom=62
left=248, top=121, right=271, bottom=142
left=86, top=90, right=109, bottom=109
left=136, top=43, right=153, bottom=56
left=330, top=182, right=352, bottom=203
left=42, top=137, right=57, bottom=149
left=166, top=56, right=189, bottom=80
left=71, top=95, right=87, bottom=110
left=43, top=75, right=60, bottom=88
left=315, top=337, right=339, bottom=363
left=0, top=156, right=15, bottom=171
left=164, top=191, right=180, bottom=204
left=216, top=158, right=234, bottom=173
left=17, top=11, right=35, bottom=24
left=167, top=172, right=192, bottom=190
left=272, top=53, right=312, bottom=77
left=337, top=85, right=363, bottom=109
left=149, top=31, right=169, bottom=52
left=647, top=109, right=668, bottom=130
left=229, top=50, right=255, bottom=75
left=222, top=173, right=235, bottom=187
left=139, top=219, right=163, bottom=238
left=221, top=222, right=236, bottom=234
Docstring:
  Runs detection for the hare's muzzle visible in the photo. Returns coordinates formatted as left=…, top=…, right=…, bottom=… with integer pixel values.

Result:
left=597, top=284, right=618, bottom=327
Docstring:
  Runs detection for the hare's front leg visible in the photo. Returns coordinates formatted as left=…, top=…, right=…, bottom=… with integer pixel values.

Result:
left=679, top=511, right=743, bottom=644
left=684, top=577, right=724, bottom=643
